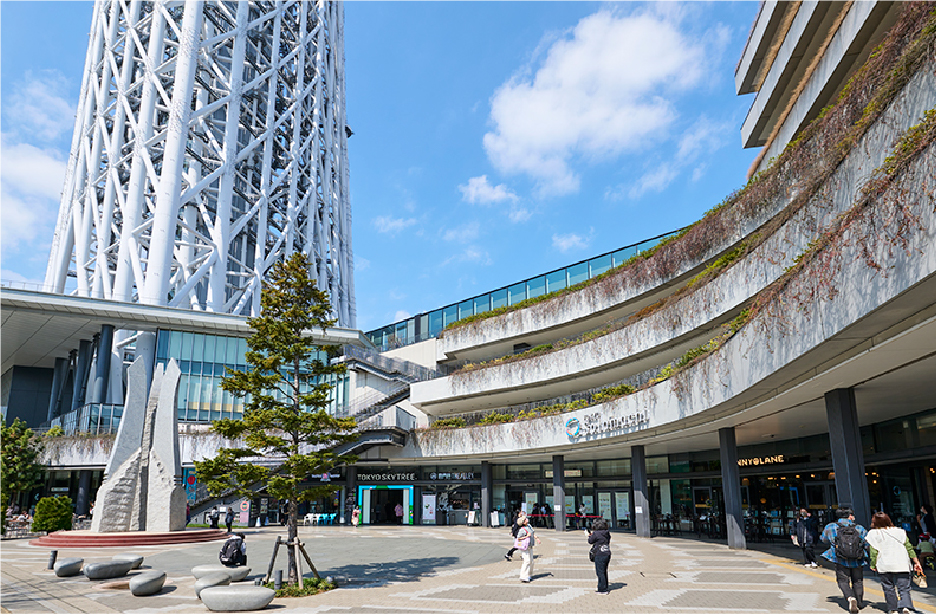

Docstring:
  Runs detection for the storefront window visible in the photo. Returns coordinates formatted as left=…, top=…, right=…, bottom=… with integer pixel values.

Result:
left=507, top=464, right=541, bottom=480
left=646, top=456, right=669, bottom=474
left=596, top=459, right=630, bottom=476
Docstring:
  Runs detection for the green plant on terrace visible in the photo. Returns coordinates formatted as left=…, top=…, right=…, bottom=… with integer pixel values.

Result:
left=478, top=412, right=513, bottom=425
left=432, top=417, right=467, bottom=429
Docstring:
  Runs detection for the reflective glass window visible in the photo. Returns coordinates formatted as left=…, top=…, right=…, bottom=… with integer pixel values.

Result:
left=417, top=314, right=429, bottom=341
left=180, top=332, right=194, bottom=361
left=236, top=338, right=248, bottom=364
left=546, top=270, right=567, bottom=293
left=459, top=299, right=474, bottom=320
left=491, top=288, right=508, bottom=309
left=527, top=276, right=546, bottom=299
left=645, top=456, right=669, bottom=474
left=474, top=295, right=490, bottom=314
left=407, top=318, right=416, bottom=344
left=226, top=336, right=238, bottom=364
left=596, top=459, right=631, bottom=476
left=443, top=305, right=458, bottom=327
left=191, top=334, right=204, bottom=362
left=394, top=321, right=408, bottom=345
left=589, top=254, right=613, bottom=277
left=508, top=283, right=526, bottom=305
left=203, top=335, right=216, bottom=365
left=168, top=331, right=182, bottom=360
left=428, top=310, right=444, bottom=337
left=156, top=331, right=170, bottom=361
left=568, top=262, right=588, bottom=286
left=214, top=336, right=228, bottom=363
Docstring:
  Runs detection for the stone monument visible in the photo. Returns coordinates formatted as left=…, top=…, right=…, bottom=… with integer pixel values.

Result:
left=91, top=358, right=187, bottom=532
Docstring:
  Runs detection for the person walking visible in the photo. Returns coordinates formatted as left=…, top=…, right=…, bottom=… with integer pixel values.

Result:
left=351, top=506, right=360, bottom=527
left=821, top=507, right=868, bottom=613
left=505, top=510, right=526, bottom=561
left=578, top=503, right=587, bottom=530
left=209, top=506, right=220, bottom=529
left=919, top=504, right=936, bottom=536
left=515, top=516, right=539, bottom=583
left=866, top=512, right=923, bottom=614
left=588, top=518, right=612, bottom=594
left=793, top=508, right=820, bottom=568
left=225, top=506, right=235, bottom=533
left=395, top=502, right=404, bottom=525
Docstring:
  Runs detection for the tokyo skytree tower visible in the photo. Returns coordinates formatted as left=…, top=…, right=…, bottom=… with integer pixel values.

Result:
left=45, top=0, right=356, bottom=327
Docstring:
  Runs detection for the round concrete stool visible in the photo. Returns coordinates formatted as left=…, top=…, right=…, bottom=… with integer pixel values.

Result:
left=112, top=554, right=144, bottom=569
left=129, top=570, right=166, bottom=596
left=53, top=557, right=84, bottom=577
left=84, top=560, right=134, bottom=580
left=200, top=586, right=275, bottom=611
left=192, top=564, right=251, bottom=581
left=194, top=572, right=232, bottom=599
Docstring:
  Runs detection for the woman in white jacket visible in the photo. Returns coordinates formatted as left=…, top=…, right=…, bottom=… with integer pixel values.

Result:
left=866, top=512, right=923, bottom=614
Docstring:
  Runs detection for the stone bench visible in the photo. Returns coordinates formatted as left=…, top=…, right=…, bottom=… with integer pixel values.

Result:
left=195, top=572, right=232, bottom=598
left=192, top=564, right=251, bottom=582
left=200, top=586, right=275, bottom=611
left=129, top=570, right=166, bottom=596
left=84, top=560, right=134, bottom=580
left=53, top=557, right=84, bottom=577
left=112, top=554, right=144, bottom=569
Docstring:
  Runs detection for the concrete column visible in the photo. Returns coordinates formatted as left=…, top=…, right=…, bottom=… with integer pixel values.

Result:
left=632, top=445, right=650, bottom=538
left=89, top=324, right=114, bottom=404
left=47, top=357, right=69, bottom=422
left=552, top=455, right=565, bottom=532
left=481, top=461, right=492, bottom=528
left=719, top=427, right=747, bottom=550
left=825, top=388, right=871, bottom=526
left=71, top=339, right=94, bottom=412
left=75, top=470, right=92, bottom=516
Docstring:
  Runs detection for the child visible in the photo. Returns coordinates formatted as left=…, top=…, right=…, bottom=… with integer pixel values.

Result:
left=917, top=532, right=935, bottom=569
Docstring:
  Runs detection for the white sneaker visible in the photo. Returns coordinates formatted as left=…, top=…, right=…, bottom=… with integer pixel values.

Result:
left=810, top=562, right=819, bottom=568
left=902, top=609, right=913, bottom=614
left=848, top=597, right=858, bottom=613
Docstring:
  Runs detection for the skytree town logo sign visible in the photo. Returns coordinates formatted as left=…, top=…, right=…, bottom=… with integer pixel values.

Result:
left=565, top=410, right=649, bottom=441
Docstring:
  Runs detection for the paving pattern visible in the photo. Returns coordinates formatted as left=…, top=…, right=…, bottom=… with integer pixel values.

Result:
left=2, top=525, right=935, bottom=613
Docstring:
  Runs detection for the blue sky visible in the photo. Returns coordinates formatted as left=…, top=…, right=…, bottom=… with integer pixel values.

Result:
left=0, top=1, right=760, bottom=332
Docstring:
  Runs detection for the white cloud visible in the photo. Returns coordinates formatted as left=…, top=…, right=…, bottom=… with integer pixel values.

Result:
left=442, top=222, right=480, bottom=243
left=483, top=9, right=707, bottom=196
left=355, top=256, right=371, bottom=272
left=676, top=116, right=729, bottom=163
left=441, top=247, right=493, bottom=267
left=552, top=232, right=590, bottom=253
left=394, top=310, right=411, bottom=322
left=1, top=138, right=67, bottom=251
left=373, top=215, right=417, bottom=235
left=459, top=175, right=518, bottom=204
left=6, top=71, right=75, bottom=143
left=629, top=163, right=679, bottom=200
left=508, top=207, right=532, bottom=223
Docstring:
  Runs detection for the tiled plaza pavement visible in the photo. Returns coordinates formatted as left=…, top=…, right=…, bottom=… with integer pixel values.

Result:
left=2, top=525, right=936, bottom=614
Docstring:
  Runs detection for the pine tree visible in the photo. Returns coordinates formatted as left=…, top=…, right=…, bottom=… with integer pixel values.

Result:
left=195, top=253, right=358, bottom=585
left=1, top=417, right=44, bottom=533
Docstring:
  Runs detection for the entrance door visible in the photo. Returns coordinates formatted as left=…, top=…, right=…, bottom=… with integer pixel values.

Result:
left=358, top=486, right=413, bottom=525
left=693, top=486, right=713, bottom=517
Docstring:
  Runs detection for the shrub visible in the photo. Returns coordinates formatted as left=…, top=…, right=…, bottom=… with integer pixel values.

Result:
left=31, top=496, right=73, bottom=532
left=432, top=417, right=467, bottom=429
left=478, top=413, right=513, bottom=425
left=265, top=576, right=335, bottom=597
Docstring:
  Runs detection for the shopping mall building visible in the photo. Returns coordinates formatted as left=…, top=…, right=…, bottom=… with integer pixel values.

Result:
left=2, top=1, right=935, bottom=547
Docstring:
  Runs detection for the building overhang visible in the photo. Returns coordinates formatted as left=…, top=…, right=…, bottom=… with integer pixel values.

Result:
left=1, top=288, right=373, bottom=372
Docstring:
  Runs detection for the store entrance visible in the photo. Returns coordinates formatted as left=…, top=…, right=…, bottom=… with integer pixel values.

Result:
left=370, top=489, right=404, bottom=524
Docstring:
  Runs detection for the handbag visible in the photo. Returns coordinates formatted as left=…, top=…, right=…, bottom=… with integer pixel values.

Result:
left=912, top=572, right=928, bottom=589
left=589, top=544, right=597, bottom=562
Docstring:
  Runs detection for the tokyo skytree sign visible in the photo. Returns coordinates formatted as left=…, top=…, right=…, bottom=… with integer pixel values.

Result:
left=45, top=0, right=356, bottom=327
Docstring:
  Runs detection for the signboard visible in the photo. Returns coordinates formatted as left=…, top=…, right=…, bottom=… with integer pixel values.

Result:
left=525, top=492, right=538, bottom=512
left=564, top=495, right=575, bottom=513
left=545, top=469, right=583, bottom=478
left=427, top=472, right=475, bottom=481
left=260, top=498, right=268, bottom=514
left=358, top=472, right=417, bottom=482
left=564, top=410, right=649, bottom=441
left=183, top=467, right=198, bottom=502
left=737, top=455, right=785, bottom=467
left=491, top=511, right=501, bottom=526
left=422, top=494, right=436, bottom=522
left=50, top=486, right=69, bottom=493
left=467, top=511, right=477, bottom=525
left=615, top=492, right=629, bottom=522
left=582, top=495, right=594, bottom=514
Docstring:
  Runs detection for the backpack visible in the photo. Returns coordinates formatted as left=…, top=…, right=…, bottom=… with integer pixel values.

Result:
left=511, top=522, right=520, bottom=538
left=836, top=524, right=864, bottom=560
left=219, top=538, right=241, bottom=565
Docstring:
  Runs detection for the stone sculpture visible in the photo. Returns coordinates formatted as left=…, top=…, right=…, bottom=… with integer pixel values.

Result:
left=84, top=560, right=134, bottom=580
left=90, top=358, right=187, bottom=532
left=53, top=557, right=84, bottom=577
left=200, top=586, right=275, bottom=611
left=129, top=570, right=167, bottom=596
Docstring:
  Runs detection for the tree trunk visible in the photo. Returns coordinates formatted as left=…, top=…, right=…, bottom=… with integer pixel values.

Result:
left=287, top=497, right=298, bottom=584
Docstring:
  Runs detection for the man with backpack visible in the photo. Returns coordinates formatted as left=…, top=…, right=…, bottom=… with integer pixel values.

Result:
left=219, top=533, right=247, bottom=567
left=821, top=508, right=868, bottom=613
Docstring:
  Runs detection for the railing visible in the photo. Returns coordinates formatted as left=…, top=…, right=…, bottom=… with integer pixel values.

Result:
left=0, top=279, right=59, bottom=293
left=342, top=345, right=445, bottom=381
left=366, top=227, right=686, bottom=351
left=39, top=403, right=124, bottom=435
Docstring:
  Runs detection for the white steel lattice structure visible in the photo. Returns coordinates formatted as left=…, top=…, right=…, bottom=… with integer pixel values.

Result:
left=45, top=0, right=356, bottom=327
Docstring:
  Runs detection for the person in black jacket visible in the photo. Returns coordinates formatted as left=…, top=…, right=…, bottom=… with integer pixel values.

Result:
left=505, top=510, right=526, bottom=561
left=588, top=518, right=612, bottom=594
left=792, top=508, right=819, bottom=567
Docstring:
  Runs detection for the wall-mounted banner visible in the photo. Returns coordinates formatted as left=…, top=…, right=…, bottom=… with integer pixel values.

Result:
left=422, top=494, right=436, bottom=521
left=565, top=410, right=649, bottom=441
